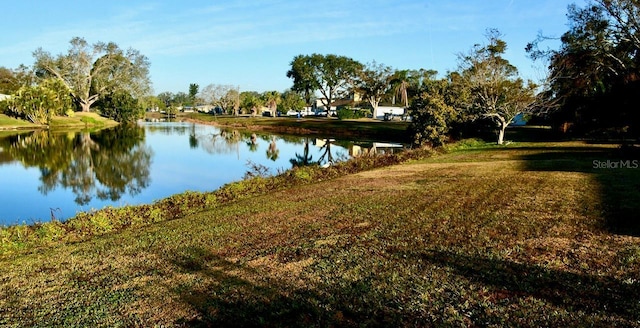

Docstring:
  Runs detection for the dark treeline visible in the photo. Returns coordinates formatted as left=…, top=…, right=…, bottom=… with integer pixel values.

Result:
left=528, top=0, right=640, bottom=141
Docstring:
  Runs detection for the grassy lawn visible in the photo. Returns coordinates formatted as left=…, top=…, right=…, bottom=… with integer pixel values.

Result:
left=49, top=112, right=118, bottom=129
left=1, top=141, right=639, bottom=326
left=0, top=112, right=118, bottom=131
left=0, top=114, right=41, bottom=130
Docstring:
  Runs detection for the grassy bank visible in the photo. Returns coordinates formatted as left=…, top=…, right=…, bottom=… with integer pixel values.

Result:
left=0, top=150, right=429, bottom=257
left=1, top=141, right=639, bottom=326
left=49, top=112, right=119, bottom=129
left=0, top=114, right=42, bottom=130
left=0, top=112, right=118, bottom=131
left=180, top=112, right=411, bottom=143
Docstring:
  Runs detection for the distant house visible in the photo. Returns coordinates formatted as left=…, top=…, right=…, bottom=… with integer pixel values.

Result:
left=0, top=94, right=10, bottom=101
left=313, top=96, right=357, bottom=113
left=376, top=106, right=405, bottom=120
left=195, top=105, right=214, bottom=113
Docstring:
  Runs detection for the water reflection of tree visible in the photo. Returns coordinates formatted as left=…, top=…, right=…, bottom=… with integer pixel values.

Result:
left=91, top=125, right=152, bottom=202
left=189, top=124, right=199, bottom=149
left=290, top=137, right=315, bottom=167
left=246, top=133, right=259, bottom=152
left=7, top=125, right=152, bottom=205
left=266, top=136, right=279, bottom=161
left=199, top=128, right=242, bottom=155
left=318, top=138, right=335, bottom=166
left=145, top=123, right=188, bottom=135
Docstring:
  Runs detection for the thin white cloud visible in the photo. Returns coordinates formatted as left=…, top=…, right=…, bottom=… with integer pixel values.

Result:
left=97, top=1, right=429, bottom=57
left=0, top=0, right=431, bottom=64
left=0, top=0, right=581, bottom=92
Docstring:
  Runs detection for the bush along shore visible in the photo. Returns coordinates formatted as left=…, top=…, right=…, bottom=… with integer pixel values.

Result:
left=0, top=148, right=433, bottom=258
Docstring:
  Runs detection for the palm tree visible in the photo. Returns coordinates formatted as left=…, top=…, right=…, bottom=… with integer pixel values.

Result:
left=391, top=70, right=411, bottom=108
left=262, top=91, right=281, bottom=116
left=397, top=80, right=409, bottom=108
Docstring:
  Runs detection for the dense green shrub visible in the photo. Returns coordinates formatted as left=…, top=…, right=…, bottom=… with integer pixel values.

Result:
left=2, top=78, right=73, bottom=124
left=96, top=90, right=145, bottom=123
left=409, top=91, right=458, bottom=147
left=337, top=107, right=369, bottom=120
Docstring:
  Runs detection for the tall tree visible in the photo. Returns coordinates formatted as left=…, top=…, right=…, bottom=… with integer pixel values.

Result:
left=357, top=61, right=394, bottom=119
left=286, top=55, right=319, bottom=106
left=172, top=92, right=190, bottom=107
left=199, top=84, right=239, bottom=115
left=314, top=54, right=363, bottom=112
left=459, top=29, right=537, bottom=144
left=528, top=0, right=640, bottom=137
left=239, top=91, right=263, bottom=116
left=390, top=70, right=411, bottom=108
left=409, top=78, right=458, bottom=147
left=188, top=83, right=199, bottom=105
left=261, top=90, right=281, bottom=114
left=0, top=65, right=39, bottom=95
left=33, top=37, right=151, bottom=112
left=157, top=91, right=174, bottom=107
left=0, top=67, right=18, bottom=94
left=287, top=54, right=362, bottom=112
left=278, top=90, right=306, bottom=113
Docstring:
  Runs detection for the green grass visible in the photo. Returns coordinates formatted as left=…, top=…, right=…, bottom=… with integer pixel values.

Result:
left=49, top=112, right=118, bottom=129
left=0, top=112, right=118, bottom=131
left=0, top=114, right=41, bottom=129
left=1, top=141, right=639, bottom=326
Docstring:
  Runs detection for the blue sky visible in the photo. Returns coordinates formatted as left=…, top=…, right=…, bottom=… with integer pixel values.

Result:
left=1, top=0, right=585, bottom=95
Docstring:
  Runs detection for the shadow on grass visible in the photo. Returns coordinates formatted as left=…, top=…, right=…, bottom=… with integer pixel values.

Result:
left=162, top=245, right=640, bottom=326
left=418, top=249, right=640, bottom=322
left=167, top=247, right=314, bottom=327
left=517, top=145, right=640, bottom=236
left=165, top=246, right=404, bottom=327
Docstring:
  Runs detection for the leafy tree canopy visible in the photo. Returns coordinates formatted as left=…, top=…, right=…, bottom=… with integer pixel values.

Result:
left=528, top=0, right=640, bottom=138
left=33, top=37, right=151, bottom=113
left=287, top=54, right=363, bottom=111
left=457, top=29, right=537, bottom=144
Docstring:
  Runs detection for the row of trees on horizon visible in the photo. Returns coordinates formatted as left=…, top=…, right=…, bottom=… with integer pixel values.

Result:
left=0, top=0, right=638, bottom=146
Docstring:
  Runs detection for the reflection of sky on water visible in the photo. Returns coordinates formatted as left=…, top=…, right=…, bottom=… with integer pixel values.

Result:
left=0, top=122, right=361, bottom=225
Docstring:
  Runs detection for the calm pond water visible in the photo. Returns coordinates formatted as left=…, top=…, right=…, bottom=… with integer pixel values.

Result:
left=0, top=121, right=403, bottom=225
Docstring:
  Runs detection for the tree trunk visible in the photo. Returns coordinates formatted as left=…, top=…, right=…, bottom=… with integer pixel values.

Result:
left=497, top=121, right=507, bottom=145
left=370, top=96, right=380, bottom=119
left=81, top=102, right=91, bottom=112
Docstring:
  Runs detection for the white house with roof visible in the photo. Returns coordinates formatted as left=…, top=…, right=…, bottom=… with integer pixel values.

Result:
left=0, top=94, right=10, bottom=101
